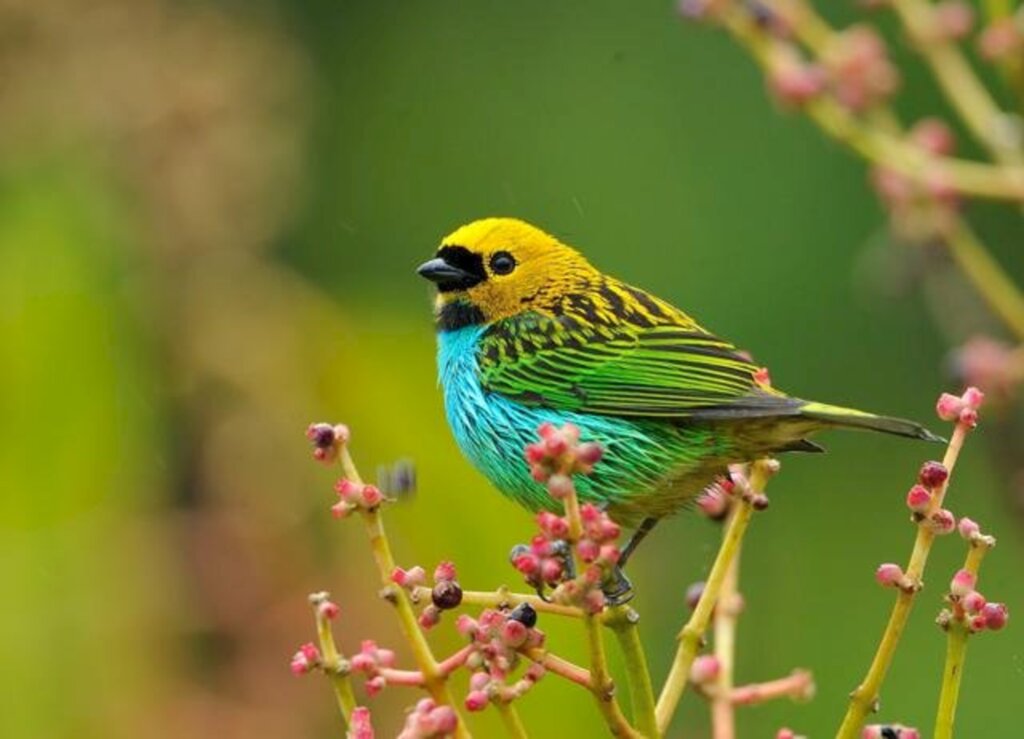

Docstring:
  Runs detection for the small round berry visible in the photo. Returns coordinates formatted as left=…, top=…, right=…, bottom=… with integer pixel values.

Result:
left=508, top=602, right=538, bottom=629
left=685, top=581, right=706, bottom=610
left=962, top=590, right=986, bottom=613
left=981, top=602, right=1009, bottom=631
left=957, top=516, right=980, bottom=540
left=432, top=580, right=463, bottom=610
left=949, top=568, right=976, bottom=598
left=875, top=563, right=905, bottom=587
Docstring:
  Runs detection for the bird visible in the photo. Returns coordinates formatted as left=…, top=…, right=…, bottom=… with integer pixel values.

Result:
left=417, top=217, right=940, bottom=570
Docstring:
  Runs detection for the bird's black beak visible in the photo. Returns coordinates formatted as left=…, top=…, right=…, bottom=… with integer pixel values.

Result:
left=416, top=257, right=475, bottom=285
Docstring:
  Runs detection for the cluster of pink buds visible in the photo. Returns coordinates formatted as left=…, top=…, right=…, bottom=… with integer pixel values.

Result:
left=333, top=479, right=384, bottom=518
left=525, top=422, right=603, bottom=484
left=396, top=698, right=459, bottom=739
left=936, top=386, right=985, bottom=427
left=862, top=725, right=919, bottom=739
left=551, top=503, right=622, bottom=613
left=871, top=117, right=962, bottom=239
left=766, top=43, right=826, bottom=107
left=937, top=522, right=1009, bottom=633
left=350, top=640, right=398, bottom=696
left=348, top=706, right=374, bottom=739
left=457, top=605, right=546, bottom=711
left=290, top=642, right=321, bottom=675
left=416, top=562, right=464, bottom=630
left=306, top=422, right=350, bottom=463
left=821, top=24, right=900, bottom=111
left=904, top=460, right=955, bottom=534
left=916, top=1, right=974, bottom=43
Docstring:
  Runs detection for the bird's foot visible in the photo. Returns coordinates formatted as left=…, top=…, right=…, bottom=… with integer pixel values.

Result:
left=602, top=566, right=635, bottom=606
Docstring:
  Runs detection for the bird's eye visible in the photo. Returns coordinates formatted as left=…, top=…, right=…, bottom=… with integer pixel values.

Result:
left=489, top=251, right=516, bottom=276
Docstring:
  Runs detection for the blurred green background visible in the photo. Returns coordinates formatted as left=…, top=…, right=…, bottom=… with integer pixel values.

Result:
left=1, top=1, right=1021, bottom=736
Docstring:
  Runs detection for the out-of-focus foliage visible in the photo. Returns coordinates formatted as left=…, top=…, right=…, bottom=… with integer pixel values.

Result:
left=0, top=1, right=1019, bottom=737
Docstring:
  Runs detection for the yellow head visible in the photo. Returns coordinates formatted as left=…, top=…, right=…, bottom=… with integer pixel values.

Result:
left=417, top=218, right=596, bottom=330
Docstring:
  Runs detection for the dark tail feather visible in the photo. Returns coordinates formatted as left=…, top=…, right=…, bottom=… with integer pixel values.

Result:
left=800, top=401, right=945, bottom=443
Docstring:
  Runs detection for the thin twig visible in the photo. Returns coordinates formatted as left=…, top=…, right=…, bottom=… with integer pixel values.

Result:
left=711, top=529, right=742, bottom=739
left=655, top=460, right=772, bottom=734
left=836, top=421, right=971, bottom=738
left=934, top=539, right=994, bottom=739
left=607, top=607, right=659, bottom=738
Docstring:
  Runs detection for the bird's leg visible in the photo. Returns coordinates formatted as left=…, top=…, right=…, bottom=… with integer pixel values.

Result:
left=602, top=517, right=659, bottom=606
left=618, top=517, right=659, bottom=569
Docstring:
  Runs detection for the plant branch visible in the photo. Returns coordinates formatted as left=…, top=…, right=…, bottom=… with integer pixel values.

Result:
left=339, top=445, right=470, bottom=738
left=496, top=701, right=530, bottom=739
left=934, top=537, right=995, bottom=739
left=711, top=537, right=742, bottom=739
left=655, top=460, right=772, bottom=734
left=607, top=607, right=659, bottom=738
left=892, top=0, right=1024, bottom=165
left=720, top=7, right=1024, bottom=202
left=312, top=597, right=358, bottom=725
left=411, top=585, right=583, bottom=619
left=521, top=647, right=593, bottom=689
left=836, top=420, right=972, bottom=739
left=730, top=669, right=815, bottom=706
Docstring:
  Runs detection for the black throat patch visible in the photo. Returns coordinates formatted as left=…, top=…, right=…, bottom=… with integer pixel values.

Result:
left=437, top=299, right=486, bottom=331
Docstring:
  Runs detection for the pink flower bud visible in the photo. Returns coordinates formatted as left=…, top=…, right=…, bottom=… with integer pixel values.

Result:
left=936, top=392, right=964, bottom=421
left=875, top=563, right=905, bottom=587
left=426, top=706, right=458, bottom=734
left=331, top=501, right=355, bottom=518
left=959, top=407, right=979, bottom=428
left=391, top=566, right=427, bottom=589
left=932, top=1, right=974, bottom=41
left=690, top=655, right=721, bottom=684
left=583, top=588, right=606, bottom=614
left=464, top=690, right=489, bottom=711
left=910, top=117, right=955, bottom=156
left=540, top=558, right=563, bottom=584
left=455, top=614, right=477, bottom=638
left=433, top=561, right=457, bottom=582
left=776, top=730, right=796, bottom=739
left=979, top=18, right=1022, bottom=61
left=544, top=435, right=568, bottom=457
left=525, top=443, right=546, bottom=464
left=958, top=517, right=980, bottom=540
left=918, top=461, right=949, bottom=489
left=547, top=474, right=574, bottom=499
left=349, top=706, right=374, bottom=739
left=365, top=676, right=386, bottom=696
left=962, top=590, right=986, bottom=613
left=981, top=602, right=1009, bottom=631
left=962, top=386, right=984, bottom=409
left=598, top=544, right=621, bottom=565
left=950, top=568, right=976, bottom=597
left=928, top=508, right=956, bottom=535
left=902, top=729, right=921, bottom=739
left=513, top=552, right=539, bottom=576
left=906, top=484, right=932, bottom=513
left=319, top=600, right=340, bottom=620
left=576, top=442, right=604, bottom=465
left=577, top=539, right=599, bottom=563
left=537, top=511, right=569, bottom=539
left=360, top=484, right=383, bottom=507
left=698, top=486, right=731, bottom=519
left=418, top=605, right=442, bottom=629
left=501, top=618, right=529, bottom=647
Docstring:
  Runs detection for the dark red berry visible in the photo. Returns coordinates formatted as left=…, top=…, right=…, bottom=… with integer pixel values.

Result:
left=919, top=461, right=949, bottom=488
left=431, top=580, right=463, bottom=610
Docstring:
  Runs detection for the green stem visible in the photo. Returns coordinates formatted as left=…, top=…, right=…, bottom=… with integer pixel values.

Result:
left=934, top=623, right=970, bottom=739
left=655, top=461, right=771, bottom=734
left=944, top=222, right=1024, bottom=341
left=496, top=701, right=530, bottom=739
left=608, top=608, right=659, bottom=738
left=934, top=535, right=994, bottom=738
left=836, top=422, right=970, bottom=739
left=314, top=600, right=358, bottom=725
left=340, top=446, right=471, bottom=739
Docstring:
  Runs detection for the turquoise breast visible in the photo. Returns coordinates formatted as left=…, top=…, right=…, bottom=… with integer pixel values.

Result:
left=436, top=326, right=729, bottom=523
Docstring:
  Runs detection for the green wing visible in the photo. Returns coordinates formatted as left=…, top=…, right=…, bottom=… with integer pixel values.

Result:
left=478, top=312, right=803, bottom=420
